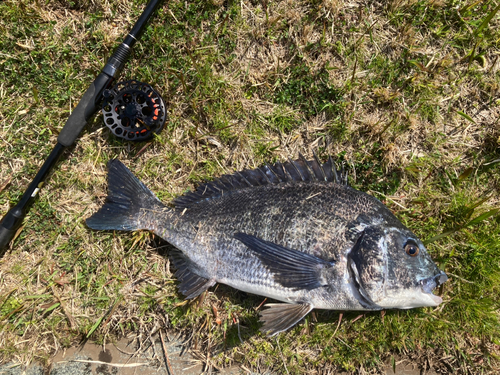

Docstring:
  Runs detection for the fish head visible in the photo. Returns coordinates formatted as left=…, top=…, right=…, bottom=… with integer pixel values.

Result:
left=347, top=225, right=447, bottom=310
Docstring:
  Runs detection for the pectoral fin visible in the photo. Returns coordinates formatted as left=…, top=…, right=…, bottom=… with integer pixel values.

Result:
left=234, top=232, right=335, bottom=290
left=170, top=250, right=215, bottom=299
left=259, top=303, right=313, bottom=336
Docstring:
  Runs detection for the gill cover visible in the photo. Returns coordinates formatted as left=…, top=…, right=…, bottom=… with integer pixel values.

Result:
left=348, top=226, right=386, bottom=309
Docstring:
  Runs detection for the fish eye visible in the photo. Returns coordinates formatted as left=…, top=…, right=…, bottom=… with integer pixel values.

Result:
left=404, top=240, right=419, bottom=257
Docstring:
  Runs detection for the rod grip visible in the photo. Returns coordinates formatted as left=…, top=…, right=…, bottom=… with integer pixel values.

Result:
left=0, top=206, right=23, bottom=255
left=0, top=225, right=16, bottom=256
left=57, top=73, right=112, bottom=147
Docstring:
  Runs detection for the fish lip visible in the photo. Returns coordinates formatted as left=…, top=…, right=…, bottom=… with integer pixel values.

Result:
left=420, top=271, right=448, bottom=304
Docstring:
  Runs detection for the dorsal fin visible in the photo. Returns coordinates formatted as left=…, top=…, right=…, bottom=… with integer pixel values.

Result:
left=173, top=154, right=347, bottom=209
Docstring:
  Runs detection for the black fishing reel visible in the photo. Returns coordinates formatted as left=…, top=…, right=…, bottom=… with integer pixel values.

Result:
left=101, top=80, right=166, bottom=141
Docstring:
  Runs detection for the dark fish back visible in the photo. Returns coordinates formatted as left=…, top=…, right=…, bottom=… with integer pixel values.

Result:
left=158, top=154, right=399, bottom=265
left=166, top=180, right=380, bottom=268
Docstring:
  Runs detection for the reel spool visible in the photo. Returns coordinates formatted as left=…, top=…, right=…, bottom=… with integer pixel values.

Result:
left=102, top=80, right=166, bottom=141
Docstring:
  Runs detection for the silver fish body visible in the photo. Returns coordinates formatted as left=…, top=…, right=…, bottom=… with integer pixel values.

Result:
left=87, top=155, right=447, bottom=335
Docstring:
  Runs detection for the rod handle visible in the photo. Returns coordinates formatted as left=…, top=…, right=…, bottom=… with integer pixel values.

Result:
left=0, top=206, right=23, bottom=255
left=57, top=73, right=112, bottom=147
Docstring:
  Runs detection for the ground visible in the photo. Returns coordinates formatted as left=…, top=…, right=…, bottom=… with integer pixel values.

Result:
left=0, top=0, right=499, bottom=374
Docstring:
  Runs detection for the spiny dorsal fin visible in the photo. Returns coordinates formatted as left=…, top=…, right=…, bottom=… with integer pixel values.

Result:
left=173, top=154, right=347, bottom=209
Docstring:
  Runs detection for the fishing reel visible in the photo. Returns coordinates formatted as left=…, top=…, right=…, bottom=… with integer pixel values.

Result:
left=101, top=80, right=166, bottom=141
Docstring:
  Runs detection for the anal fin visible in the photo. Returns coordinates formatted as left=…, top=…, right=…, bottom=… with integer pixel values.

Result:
left=170, top=250, right=215, bottom=299
left=259, top=303, right=313, bottom=336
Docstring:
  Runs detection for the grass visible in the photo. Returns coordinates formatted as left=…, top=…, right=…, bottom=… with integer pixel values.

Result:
left=0, top=0, right=499, bottom=373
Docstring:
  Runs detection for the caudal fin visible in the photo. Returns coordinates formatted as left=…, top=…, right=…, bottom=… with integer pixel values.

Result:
left=86, top=159, right=163, bottom=231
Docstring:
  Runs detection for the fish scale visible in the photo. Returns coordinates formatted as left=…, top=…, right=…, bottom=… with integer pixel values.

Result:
left=163, top=184, right=351, bottom=279
left=87, top=154, right=447, bottom=336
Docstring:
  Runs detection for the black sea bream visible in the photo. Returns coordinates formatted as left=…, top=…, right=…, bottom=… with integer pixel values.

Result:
left=86, top=155, right=447, bottom=336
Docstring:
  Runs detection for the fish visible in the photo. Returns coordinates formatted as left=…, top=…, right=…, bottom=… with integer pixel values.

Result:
left=86, top=154, right=448, bottom=336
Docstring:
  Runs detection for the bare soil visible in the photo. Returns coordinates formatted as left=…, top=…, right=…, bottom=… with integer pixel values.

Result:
left=48, top=337, right=440, bottom=375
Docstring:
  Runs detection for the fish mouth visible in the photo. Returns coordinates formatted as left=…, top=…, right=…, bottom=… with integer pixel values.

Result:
left=420, top=271, right=448, bottom=305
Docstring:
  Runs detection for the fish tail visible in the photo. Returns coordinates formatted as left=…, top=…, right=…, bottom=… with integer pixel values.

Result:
left=86, top=159, right=164, bottom=231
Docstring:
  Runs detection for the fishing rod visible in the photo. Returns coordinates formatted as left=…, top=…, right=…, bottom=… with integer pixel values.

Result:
left=0, top=0, right=164, bottom=255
